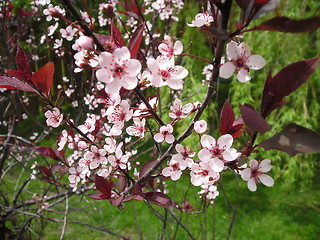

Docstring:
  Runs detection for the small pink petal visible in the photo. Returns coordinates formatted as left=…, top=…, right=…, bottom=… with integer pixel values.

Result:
left=258, top=174, right=274, bottom=187
left=219, top=62, right=236, bottom=79
left=247, top=55, right=266, bottom=70
left=236, top=68, right=251, bottom=83
left=247, top=178, right=257, bottom=191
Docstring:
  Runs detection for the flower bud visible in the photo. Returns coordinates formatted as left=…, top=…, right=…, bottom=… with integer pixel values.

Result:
left=103, top=4, right=115, bottom=18
left=76, top=36, right=95, bottom=51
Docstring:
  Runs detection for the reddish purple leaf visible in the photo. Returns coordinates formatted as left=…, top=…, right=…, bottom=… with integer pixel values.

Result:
left=31, top=62, right=54, bottom=96
left=145, top=191, right=173, bottom=208
left=6, top=69, right=31, bottom=83
left=139, top=160, right=157, bottom=178
left=88, top=192, right=107, bottom=200
left=261, top=58, right=319, bottom=118
left=128, top=23, right=144, bottom=59
left=259, top=123, right=320, bottom=156
left=220, top=101, right=235, bottom=135
left=111, top=22, right=125, bottom=48
left=95, top=175, right=112, bottom=198
left=38, top=165, right=52, bottom=177
left=16, top=44, right=32, bottom=78
left=110, top=196, right=124, bottom=206
left=240, top=104, right=271, bottom=134
left=132, top=183, right=145, bottom=197
left=34, top=146, right=63, bottom=161
left=51, top=163, right=68, bottom=178
left=252, top=16, right=320, bottom=33
left=0, top=76, right=37, bottom=93
left=115, top=176, right=128, bottom=193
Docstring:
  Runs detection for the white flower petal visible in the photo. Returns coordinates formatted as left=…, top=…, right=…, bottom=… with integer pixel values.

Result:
left=126, top=59, right=142, bottom=76
left=241, top=168, right=252, bottom=181
left=105, top=80, right=121, bottom=93
left=173, top=41, right=183, bottom=55
left=222, top=148, right=239, bottom=161
left=217, top=134, right=233, bottom=149
left=237, top=42, right=251, bottom=58
left=165, top=134, right=175, bottom=144
left=210, top=158, right=224, bottom=172
left=258, top=174, right=274, bottom=187
left=247, top=55, right=266, bottom=70
left=219, top=62, right=236, bottom=79
left=122, top=76, right=137, bottom=90
left=226, top=41, right=238, bottom=60
left=247, top=178, right=257, bottom=191
left=113, top=47, right=130, bottom=61
left=147, top=58, right=159, bottom=73
left=200, top=135, right=215, bottom=149
left=236, top=68, right=251, bottom=83
left=249, top=159, right=259, bottom=169
left=154, top=133, right=164, bottom=143
left=259, top=159, right=272, bottom=173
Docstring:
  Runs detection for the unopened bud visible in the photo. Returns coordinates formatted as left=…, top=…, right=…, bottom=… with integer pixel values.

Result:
left=103, top=4, right=115, bottom=18
left=76, top=36, right=95, bottom=51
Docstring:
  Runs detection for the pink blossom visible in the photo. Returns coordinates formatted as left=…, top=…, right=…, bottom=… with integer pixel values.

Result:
left=173, top=144, right=195, bottom=167
left=187, top=12, right=214, bottom=28
left=241, top=159, right=274, bottom=192
left=107, top=100, right=133, bottom=130
left=108, top=143, right=130, bottom=170
left=126, top=118, right=146, bottom=138
left=96, top=47, right=141, bottom=93
left=84, top=145, right=107, bottom=167
left=104, top=137, right=117, bottom=154
left=60, top=26, right=77, bottom=41
left=43, top=4, right=65, bottom=21
left=147, top=57, right=188, bottom=90
left=162, top=158, right=187, bottom=181
left=158, top=35, right=183, bottom=59
left=68, top=166, right=87, bottom=186
left=154, top=124, right=175, bottom=144
left=45, top=108, right=63, bottom=128
left=190, top=162, right=220, bottom=186
left=57, top=130, right=68, bottom=151
left=76, top=36, right=95, bottom=51
left=219, top=41, right=266, bottom=83
left=78, top=116, right=96, bottom=134
left=198, top=134, right=240, bottom=172
left=169, top=98, right=193, bottom=119
left=194, top=120, right=207, bottom=133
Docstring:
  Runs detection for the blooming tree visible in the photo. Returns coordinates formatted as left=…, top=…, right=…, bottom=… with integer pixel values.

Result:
left=0, top=0, right=319, bottom=238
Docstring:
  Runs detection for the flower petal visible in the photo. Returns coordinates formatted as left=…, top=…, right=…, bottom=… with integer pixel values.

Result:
left=222, top=148, right=239, bottom=161
left=236, top=68, right=251, bottom=83
left=247, top=178, right=257, bottom=191
left=210, top=158, right=224, bottom=172
left=247, top=55, right=266, bottom=70
left=258, top=174, right=274, bottom=187
left=241, top=168, right=252, bottom=181
left=219, top=62, right=236, bottom=79
left=122, top=76, right=138, bottom=90
left=259, top=159, right=272, bottom=173
left=226, top=41, right=238, bottom=60
left=237, top=42, right=251, bottom=58
left=217, top=134, right=233, bottom=149
left=154, top=133, right=164, bottom=143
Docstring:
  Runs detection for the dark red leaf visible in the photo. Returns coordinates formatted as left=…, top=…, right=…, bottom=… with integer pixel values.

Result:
left=132, top=183, right=145, bottom=197
left=38, top=165, right=52, bottom=177
left=261, top=58, right=319, bottom=118
left=110, top=196, right=124, bottom=206
left=31, top=62, right=54, bottom=96
left=252, top=16, right=320, bottom=33
left=34, top=146, right=63, bottom=161
left=111, top=22, right=125, bottom=48
left=259, top=123, right=320, bottom=156
left=51, top=163, right=68, bottom=178
left=95, top=175, right=112, bottom=198
left=16, top=44, right=32, bottom=78
left=128, top=24, right=144, bottom=59
left=240, top=104, right=271, bottom=134
left=0, top=76, right=37, bottom=93
left=40, top=177, right=52, bottom=182
left=88, top=192, right=106, bottom=200
left=145, top=192, right=173, bottom=208
left=220, top=101, right=235, bottom=135
left=115, top=175, right=128, bottom=193
left=6, top=70, right=31, bottom=83
left=139, top=160, right=157, bottom=178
